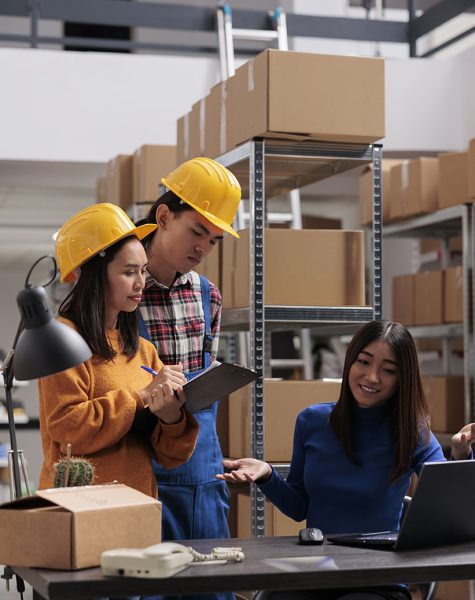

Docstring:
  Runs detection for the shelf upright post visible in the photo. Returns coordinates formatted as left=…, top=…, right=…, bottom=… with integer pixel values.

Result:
left=249, top=139, right=266, bottom=537
left=462, top=204, right=475, bottom=421
left=372, top=144, right=383, bottom=320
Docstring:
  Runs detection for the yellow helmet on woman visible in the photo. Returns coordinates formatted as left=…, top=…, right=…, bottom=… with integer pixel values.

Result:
left=162, top=157, right=241, bottom=238
left=56, top=203, right=157, bottom=283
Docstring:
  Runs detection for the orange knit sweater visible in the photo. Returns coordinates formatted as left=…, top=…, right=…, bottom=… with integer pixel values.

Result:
left=38, top=319, right=198, bottom=497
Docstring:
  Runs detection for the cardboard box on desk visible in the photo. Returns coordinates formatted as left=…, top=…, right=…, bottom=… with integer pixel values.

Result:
left=222, top=229, right=365, bottom=309
left=226, top=49, right=385, bottom=150
left=132, top=145, right=177, bottom=204
left=228, top=380, right=342, bottom=462
left=0, top=484, right=162, bottom=570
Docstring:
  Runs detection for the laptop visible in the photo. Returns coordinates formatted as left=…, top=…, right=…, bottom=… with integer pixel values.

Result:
left=326, top=460, right=475, bottom=551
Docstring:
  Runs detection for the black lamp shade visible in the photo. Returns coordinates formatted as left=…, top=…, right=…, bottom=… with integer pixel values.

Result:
left=13, top=286, right=92, bottom=381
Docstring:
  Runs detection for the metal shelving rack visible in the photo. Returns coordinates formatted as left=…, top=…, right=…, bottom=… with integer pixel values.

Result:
left=384, top=204, right=475, bottom=426
left=217, top=137, right=382, bottom=536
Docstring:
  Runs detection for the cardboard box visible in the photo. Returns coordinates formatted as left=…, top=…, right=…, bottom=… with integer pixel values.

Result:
left=222, top=229, right=365, bottom=309
left=176, top=113, right=190, bottom=165
left=419, top=236, right=462, bottom=255
left=204, top=81, right=228, bottom=159
left=236, top=492, right=305, bottom=537
left=392, top=274, right=415, bottom=326
left=95, top=177, right=107, bottom=203
left=106, top=154, right=133, bottom=209
left=388, top=161, right=411, bottom=222
left=414, top=270, right=443, bottom=325
left=406, top=157, right=439, bottom=218
left=227, top=49, right=385, bottom=151
left=444, top=266, right=463, bottom=323
left=132, top=145, right=176, bottom=204
left=469, top=139, right=475, bottom=199
left=228, top=379, right=342, bottom=462
left=422, top=376, right=465, bottom=433
left=359, top=160, right=402, bottom=227
left=189, top=99, right=206, bottom=160
left=0, top=484, right=162, bottom=569
left=438, top=151, right=470, bottom=209
left=436, top=580, right=470, bottom=600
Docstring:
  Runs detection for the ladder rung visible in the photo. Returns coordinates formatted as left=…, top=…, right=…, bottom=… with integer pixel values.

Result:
left=232, top=29, right=278, bottom=42
left=271, top=359, right=307, bottom=368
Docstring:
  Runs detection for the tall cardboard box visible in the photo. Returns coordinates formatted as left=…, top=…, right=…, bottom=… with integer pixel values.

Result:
left=236, top=492, right=305, bottom=537
left=227, top=49, right=385, bottom=151
left=0, top=484, right=162, bottom=569
left=414, top=270, right=443, bottom=325
left=392, top=274, right=415, bottom=326
left=422, top=376, right=465, bottom=433
left=438, top=151, right=470, bottom=209
left=204, top=81, right=228, bottom=159
left=469, top=139, right=475, bottom=199
left=132, top=145, right=177, bottom=204
left=228, top=379, right=342, bottom=462
left=222, top=229, right=365, bottom=309
left=106, top=154, right=133, bottom=209
left=189, top=99, right=206, bottom=159
left=444, top=266, right=463, bottom=323
left=359, top=160, right=402, bottom=227
left=406, top=157, right=439, bottom=218
left=95, top=176, right=107, bottom=203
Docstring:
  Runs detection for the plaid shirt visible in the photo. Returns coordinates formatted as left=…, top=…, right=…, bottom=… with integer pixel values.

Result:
left=140, top=270, right=222, bottom=374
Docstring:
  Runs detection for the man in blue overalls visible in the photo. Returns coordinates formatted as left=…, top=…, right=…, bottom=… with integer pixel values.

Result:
left=137, top=157, right=242, bottom=600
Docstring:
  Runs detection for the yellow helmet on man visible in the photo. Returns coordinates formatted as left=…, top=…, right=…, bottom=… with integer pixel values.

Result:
left=56, top=203, right=157, bottom=283
left=162, top=157, right=241, bottom=238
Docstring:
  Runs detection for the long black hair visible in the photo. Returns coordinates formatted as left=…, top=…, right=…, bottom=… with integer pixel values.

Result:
left=58, top=236, right=140, bottom=361
left=329, top=320, right=430, bottom=482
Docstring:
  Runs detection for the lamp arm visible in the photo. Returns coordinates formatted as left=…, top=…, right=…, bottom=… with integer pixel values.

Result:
left=1, top=318, right=25, bottom=500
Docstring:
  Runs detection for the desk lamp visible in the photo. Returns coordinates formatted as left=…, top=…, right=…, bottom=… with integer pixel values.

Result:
left=0, top=256, right=91, bottom=500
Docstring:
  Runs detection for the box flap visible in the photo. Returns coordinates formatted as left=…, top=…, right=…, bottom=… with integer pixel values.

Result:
left=36, top=483, right=159, bottom=513
left=0, top=494, right=53, bottom=510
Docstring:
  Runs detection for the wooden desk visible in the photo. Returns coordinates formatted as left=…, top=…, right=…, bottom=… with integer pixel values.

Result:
left=13, top=536, right=475, bottom=599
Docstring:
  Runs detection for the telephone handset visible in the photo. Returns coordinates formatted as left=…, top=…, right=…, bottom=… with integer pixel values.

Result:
left=101, top=542, right=244, bottom=579
left=101, top=543, right=193, bottom=578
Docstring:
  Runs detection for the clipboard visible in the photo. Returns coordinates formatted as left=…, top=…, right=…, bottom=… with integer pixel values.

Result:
left=184, top=362, right=260, bottom=413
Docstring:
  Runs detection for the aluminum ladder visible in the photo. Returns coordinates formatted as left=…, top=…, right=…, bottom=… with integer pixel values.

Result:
left=216, top=3, right=313, bottom=380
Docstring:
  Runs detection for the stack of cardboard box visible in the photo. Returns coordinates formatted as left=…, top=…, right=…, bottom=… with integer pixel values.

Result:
left=96, top=144, right=176, bottom=212
left=177, top=49, right=385, bottom=162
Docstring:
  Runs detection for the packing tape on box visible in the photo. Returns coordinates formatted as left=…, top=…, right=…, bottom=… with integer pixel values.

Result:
left=199, top=98, right=205, bottom=156
left=220, top=81, right=227, bottom=156
left=401, top=160, right=409, bottom=191
left=248, top=60, right=254, bottom=92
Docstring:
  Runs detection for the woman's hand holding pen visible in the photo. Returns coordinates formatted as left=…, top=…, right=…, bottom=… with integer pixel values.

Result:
left=139, top=364, right=187, bottom=425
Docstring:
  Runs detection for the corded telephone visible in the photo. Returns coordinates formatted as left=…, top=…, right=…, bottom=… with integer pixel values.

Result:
left=101, top=542, right=244, bottom=579
left=101, top=543, right=194, bottom=578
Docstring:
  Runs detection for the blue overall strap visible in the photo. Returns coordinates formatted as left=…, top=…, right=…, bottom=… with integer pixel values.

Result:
left=138, top=309, right=152, bottom=342
left=199, top=275, right=213, bottom=370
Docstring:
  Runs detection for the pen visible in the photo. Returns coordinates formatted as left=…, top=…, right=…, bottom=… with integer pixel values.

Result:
left=141, top=365, right=159, bottom=376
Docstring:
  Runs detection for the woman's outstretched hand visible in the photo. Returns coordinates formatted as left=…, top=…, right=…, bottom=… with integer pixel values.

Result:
left=216, top=458, right=273, bottom=484
left=451, top=422, right=475, bottom=460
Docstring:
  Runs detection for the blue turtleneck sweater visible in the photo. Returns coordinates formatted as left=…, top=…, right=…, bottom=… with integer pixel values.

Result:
left=260, top=401, right=444, bottom=534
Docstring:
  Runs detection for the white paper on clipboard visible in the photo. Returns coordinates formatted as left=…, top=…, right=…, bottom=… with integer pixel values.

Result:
left=184, top=361, right=260, bottom=413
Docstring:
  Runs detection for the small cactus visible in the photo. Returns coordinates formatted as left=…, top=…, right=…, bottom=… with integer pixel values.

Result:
left=54, top=456, right=95, bottom=487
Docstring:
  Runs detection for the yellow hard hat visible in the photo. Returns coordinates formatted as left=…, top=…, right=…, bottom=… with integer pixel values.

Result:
left=162, top=157, right=241, bottom=238
left=56, top=203, right=157, bottom=283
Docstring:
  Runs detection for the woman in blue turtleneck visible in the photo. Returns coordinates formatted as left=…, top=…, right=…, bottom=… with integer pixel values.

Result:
left=217, top=320, right=475, bottom=600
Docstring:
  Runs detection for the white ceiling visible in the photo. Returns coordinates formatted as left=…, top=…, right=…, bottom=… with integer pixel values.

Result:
left=0, top=160, right=106, bottom=269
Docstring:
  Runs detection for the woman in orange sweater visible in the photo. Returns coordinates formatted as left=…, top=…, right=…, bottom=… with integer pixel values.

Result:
left=38, top=203, right=199, bottom=497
